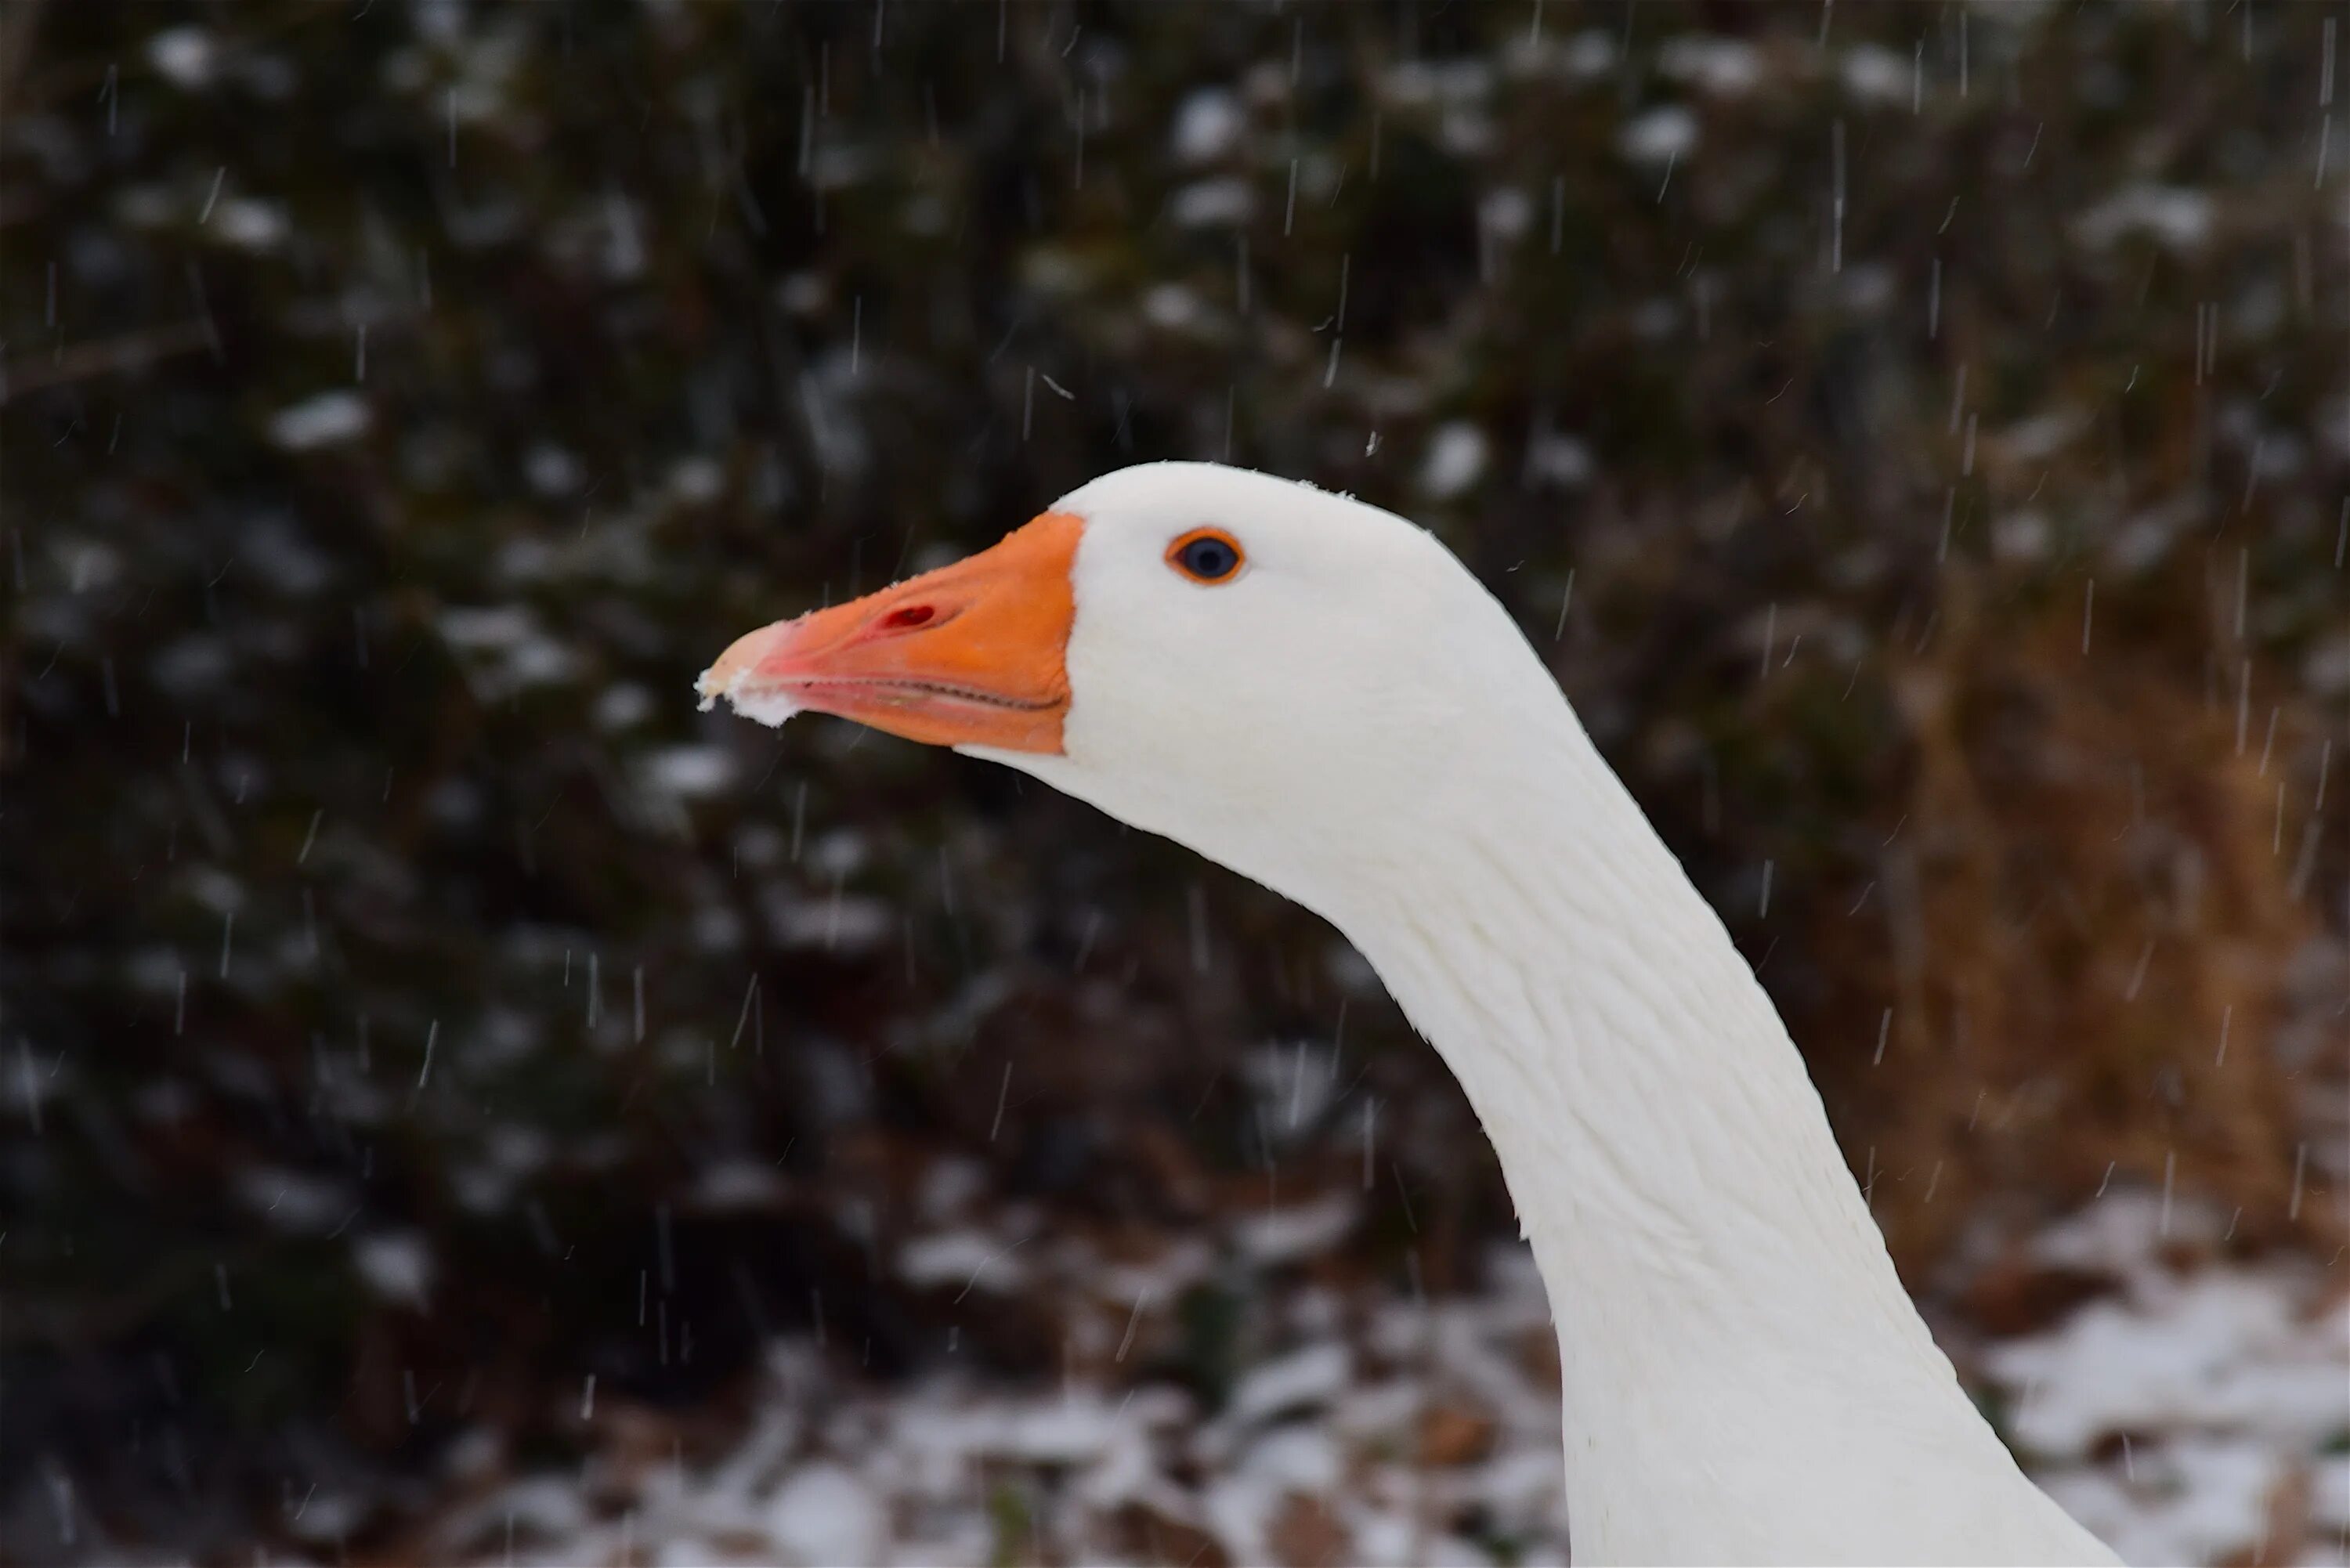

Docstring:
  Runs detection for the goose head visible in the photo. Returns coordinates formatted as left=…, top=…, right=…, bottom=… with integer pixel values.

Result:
left=700, top=463, right=2131, bottom=1568
left=701, top=461, right=1567, bottom=917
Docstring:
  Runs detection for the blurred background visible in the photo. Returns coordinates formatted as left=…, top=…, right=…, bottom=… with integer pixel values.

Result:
left=4, top=2, right=2345, bottom=1563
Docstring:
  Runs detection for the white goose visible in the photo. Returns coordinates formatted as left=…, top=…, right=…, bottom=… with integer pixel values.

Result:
left=702, top=462, right=2118, bottom=1566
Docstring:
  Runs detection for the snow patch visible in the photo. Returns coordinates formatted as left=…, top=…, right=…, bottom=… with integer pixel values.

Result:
left=1419, top=422, right=1490, bottom=500
left=1985, top=1269, right=2348, bottom=1461
left=233, top=1165, right=352, bottom=1234
left=766, top=1463, right=884, bottom=1567
left=2304, top=633, right=2350, bottom=698
left=698, top=663, right=804, bottom=729
left=898, top=1229, right=1029, bottom=1295
left=1143, top=284, right=1211, bottom=331
left=667, top=457, right=725, bottom=504
left=2073, top=185, right=2217, bottom=253
left=1563, top=29, right=1618, bottom=79
left=640, top=746, right=736, bottom=800
left=353, top=1232, right=435, bottom=1310
left=1842, top=44, right=1911, bottom=106
left=439, top=604, right=577, bottom=696
left=1170, top=178, right=1254, bottom=229
left=1171, top=90, right=1245, bottom=163
left=267, top=391, right=371, bottom=450
left=593, top=683, right=655, bottom=731
left=1234, top=1191, right=1358, bottom=1264
left=146, top=26, right=221, bottom=90
left=1619, top=106, right=1698, bottom=166
left=1224, top=1342, right=1350, bottom=1429
left=1992, top=511, right=2053, bottom=564
left=525, top=443, right=583, bottom=497
left=1657, top=38, right=1764, bottom=98
left=214, top=197, right=291, bottom=252
left=1523, top=432, right=1595, bottom=490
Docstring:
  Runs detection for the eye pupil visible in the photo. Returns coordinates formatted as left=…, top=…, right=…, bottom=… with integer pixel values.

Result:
left=1181, top=538, right=1236, bottom=580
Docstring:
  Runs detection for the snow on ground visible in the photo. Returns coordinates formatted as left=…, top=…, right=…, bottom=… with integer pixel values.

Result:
left=422, top=1185, right=2343, bottom=1568
left=1981, top=1192, right=2349, bottom=1568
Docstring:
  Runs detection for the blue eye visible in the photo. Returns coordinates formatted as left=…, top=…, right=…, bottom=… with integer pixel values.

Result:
left=1169, top=529, right=1244, bottom=583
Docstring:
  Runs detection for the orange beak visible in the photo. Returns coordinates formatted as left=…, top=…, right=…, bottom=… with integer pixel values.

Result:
left=698, top=511, right=1081, bottom=753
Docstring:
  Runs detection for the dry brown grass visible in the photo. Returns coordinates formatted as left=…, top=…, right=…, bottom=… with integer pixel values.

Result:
left=1802, top=576, right=2323, bottom=1269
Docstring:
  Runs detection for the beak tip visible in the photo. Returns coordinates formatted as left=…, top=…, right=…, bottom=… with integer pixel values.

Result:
left=700, top=620, right=796, bottom=703
left=694, top=658, right=740, bottom=714
left=698, top=623, right=809, bottom=731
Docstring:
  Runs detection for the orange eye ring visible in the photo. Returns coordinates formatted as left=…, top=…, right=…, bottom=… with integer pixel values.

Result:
left=1166, top=527, right=1246, bottom=585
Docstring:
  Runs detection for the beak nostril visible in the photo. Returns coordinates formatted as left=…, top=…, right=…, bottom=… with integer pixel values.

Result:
left=877, top=603, right=936, bottom=633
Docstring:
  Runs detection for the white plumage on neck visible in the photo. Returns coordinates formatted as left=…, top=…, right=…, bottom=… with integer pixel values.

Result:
left=1331, top=713, right=2109, bottom=1563
left=971, top=463, right=2115, bottom=1563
